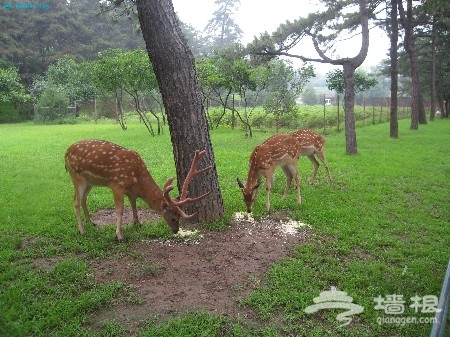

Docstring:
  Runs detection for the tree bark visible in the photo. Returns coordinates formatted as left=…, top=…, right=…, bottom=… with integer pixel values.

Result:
left=342, top=62, right=358, bottom=154
left=398, top=0, right=427, bottom=130
left=389, top=0, right=399, bottom=138
left=136, top=0, right=224, bottom=222
left=430, top=15, right=437, bottom=121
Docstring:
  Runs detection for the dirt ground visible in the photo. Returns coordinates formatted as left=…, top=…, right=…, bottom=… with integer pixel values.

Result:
left=89, top=207, right=311, bottom=334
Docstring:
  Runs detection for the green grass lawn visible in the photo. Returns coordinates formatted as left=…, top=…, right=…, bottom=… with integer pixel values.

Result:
left=0, top=118, right=449, bottom=336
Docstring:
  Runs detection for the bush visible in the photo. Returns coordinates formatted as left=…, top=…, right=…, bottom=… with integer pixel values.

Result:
left=34, top=87, right=74, bottom=124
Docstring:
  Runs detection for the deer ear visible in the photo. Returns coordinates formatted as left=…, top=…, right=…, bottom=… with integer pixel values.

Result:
left=237, top=178, right=244, bottom=189
left=253, top=182, right=261, bottom=190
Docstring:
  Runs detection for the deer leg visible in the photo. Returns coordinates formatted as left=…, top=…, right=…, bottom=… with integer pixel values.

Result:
left=73, top=189, right=85, bottom=235
left=281, top=165, right=293, bottom=199
left=307, top=155, right=320, bottom=185
left=316, top=151, right=332, bottom=183
left=112, top=190, right=125, bottom=242
left=128, top=195, right=140, bottom=225
left=294, top=166, right=302, bottom=204
left=254, top=178, right=262, bottom=201
left=265, top=171, right=274, bottom=214
left=72, top=176, right=89, bottom=234
left=287, top=163, right=302, bottom=204
left=80, top=185, right=94, bottom=225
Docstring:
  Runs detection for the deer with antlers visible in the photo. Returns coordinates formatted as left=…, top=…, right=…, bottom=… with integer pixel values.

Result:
left=237, top=134, right=302, bottom=214
left=65, top=140, right=211, bottom=241
left=291, top=129, right=332, bottom=185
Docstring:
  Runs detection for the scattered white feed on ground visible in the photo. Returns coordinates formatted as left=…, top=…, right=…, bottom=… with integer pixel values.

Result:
left=233, top=212, right=312, bottom=236
left=147, top=214, right=311, bottom=246
left=176, top=228, right=201, bottom=238
left=141, top=228, right=203, bottom=246
left=278, top=219, right=312, bottom=234
left=233, top=212, right=255, bottom=223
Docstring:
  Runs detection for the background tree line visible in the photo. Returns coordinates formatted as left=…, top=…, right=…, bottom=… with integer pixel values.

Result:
left=0, top=0, right=145, bottom=86
left=1, top=0, right=449, bottom=141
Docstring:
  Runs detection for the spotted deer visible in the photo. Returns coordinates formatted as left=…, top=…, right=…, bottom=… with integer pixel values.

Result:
left=65, top=140, right=212, bottom=241
left=237, top=134, right=302, bottom=213
left=291, top=129, right=332, bottom=185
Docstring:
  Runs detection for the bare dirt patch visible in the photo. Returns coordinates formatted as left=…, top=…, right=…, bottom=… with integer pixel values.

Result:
left=89, top=207, right=312, bottom=333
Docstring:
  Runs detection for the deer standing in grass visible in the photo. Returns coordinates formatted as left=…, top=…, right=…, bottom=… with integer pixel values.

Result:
left=65, top=140, right=212, bottom=241
left=291, top=129, right=332, bottom=185
left=237, top=134, right=302, bottom=213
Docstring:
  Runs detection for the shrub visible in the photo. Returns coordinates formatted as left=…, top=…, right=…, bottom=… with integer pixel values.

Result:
left=34, top=87, right=74, bottom=124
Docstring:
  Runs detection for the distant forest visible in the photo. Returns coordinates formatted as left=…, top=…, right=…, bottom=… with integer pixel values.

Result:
left=1, top=0, right=145, bottom=85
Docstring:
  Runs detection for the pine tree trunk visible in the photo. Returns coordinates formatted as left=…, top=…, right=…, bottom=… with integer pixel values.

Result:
left=430, top=15, right=437, bottom=121
left=399, top=0, right=426, bottom=130
left=136, top=0, right=224, bottom=222
left=343, top=63, right=357, bottom=155
left=389, top=0, right=399, bottom=138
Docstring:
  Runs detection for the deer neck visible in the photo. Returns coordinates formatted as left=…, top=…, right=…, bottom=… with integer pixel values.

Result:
left=138, top=172, right=166, bottom=214
left=246, top=159, right=263, bottom=189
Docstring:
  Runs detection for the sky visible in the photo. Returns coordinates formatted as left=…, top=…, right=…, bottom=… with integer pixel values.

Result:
left=172, top=0, right=390, bottom=75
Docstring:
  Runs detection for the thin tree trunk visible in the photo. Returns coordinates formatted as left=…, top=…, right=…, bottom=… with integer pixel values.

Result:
left=343, top=62, right=357, bottom=155
left=389, top=0, right=399, bottom=138
left=430, top=15, right=437, bottom=121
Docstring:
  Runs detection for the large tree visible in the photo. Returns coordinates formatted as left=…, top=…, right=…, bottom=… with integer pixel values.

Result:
left=416, top=0, right=450, bottom=119
left=135, top=0, right=224, bottom=222
left=247, top=0, right=370, bottom=155
left=204, top=0, right=243, bottom=52
left=398, top=0, right=427, bottom=129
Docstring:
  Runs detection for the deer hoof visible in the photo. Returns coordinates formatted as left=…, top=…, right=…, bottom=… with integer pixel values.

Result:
left=116, top=237, right=127, bottom=244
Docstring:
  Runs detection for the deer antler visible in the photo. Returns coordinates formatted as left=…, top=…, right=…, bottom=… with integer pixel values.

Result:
left=163, top=150, right=212, bottom=219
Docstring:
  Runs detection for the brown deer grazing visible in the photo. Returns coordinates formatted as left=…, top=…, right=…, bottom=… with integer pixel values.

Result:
left=291, top=129, right=332, bottom=185
left=237, top=134, right=302, bottom=213
left=65, top=140, right=212, bottom=241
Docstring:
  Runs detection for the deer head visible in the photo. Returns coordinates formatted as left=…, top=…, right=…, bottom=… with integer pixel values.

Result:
left=65, top=140, right=212, bottom=241
left=237, top=178, right=261, bottom=213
